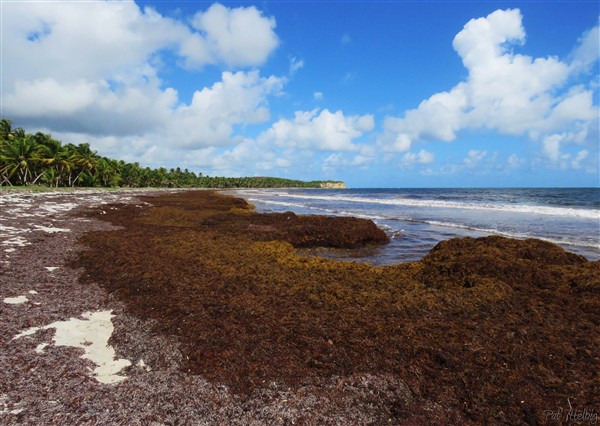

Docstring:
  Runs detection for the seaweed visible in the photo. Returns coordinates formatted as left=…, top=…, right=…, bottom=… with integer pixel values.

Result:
left=72, top=190, right=600, bottom=424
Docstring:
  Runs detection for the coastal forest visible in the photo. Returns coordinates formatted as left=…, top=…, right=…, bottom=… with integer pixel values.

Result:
left=0, top=119, right=337, bottom=189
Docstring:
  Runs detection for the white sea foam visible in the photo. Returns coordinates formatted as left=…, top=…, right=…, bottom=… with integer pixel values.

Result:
left=250, top=198, right=390, bottom=220
left=417, top=219, right=600, bottom=249
left=269, top=193, right=599, bottom=219
left=247, top=198, right=307, bottom=210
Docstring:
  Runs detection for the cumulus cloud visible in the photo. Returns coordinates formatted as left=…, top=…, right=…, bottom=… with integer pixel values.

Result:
left=259, top=109, right=374, bottom=151
left=170, top=71, right=285, bottom=148
left=463, top=150, right=488, bottom=167
left=2, top=1, right=281, bottom=137
left=188, top=3, right=278, bottom=67
left=185, top=109, right=376, bottom=176
left=542, top=135, right=562, bottom=162
left=351, top=145, right=377, bottom=167
left=380, top=8, right=598, bottom=168
left=507, top=154, right=524, bottom=169
left=400, top=150, right=435, bottom=167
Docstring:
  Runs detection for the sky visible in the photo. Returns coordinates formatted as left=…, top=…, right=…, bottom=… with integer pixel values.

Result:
left=1, top=0, right=599, bottom=188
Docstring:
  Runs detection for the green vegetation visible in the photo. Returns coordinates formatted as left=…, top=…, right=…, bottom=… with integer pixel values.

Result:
left=0, top=119, right=339, bottom=189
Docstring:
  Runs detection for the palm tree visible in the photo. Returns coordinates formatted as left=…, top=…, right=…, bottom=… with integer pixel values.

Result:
left=80, top=170, right=99, bottom=187
left=0, top=119, right=13, bottom=142
left=0, top=135, right=45, bottom=185
left=97, top=158, right=120, bottom=187
left=71, top=143, right=98, bottom=186
left=36, top=137, right=73, bottom=187
left=11, top=127, right=26, bottom=139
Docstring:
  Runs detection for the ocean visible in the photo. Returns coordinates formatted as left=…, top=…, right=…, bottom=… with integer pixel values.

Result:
left=229, top=188, right=600, bottom=265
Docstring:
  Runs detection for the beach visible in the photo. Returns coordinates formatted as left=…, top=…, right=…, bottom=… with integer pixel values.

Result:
left=231, top=188, right=600, bottom=263
left=1, top=189, right=598, bottom=424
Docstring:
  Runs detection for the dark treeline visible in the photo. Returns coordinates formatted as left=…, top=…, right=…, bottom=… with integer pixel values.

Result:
left=0, top=119, right=335, bottom=189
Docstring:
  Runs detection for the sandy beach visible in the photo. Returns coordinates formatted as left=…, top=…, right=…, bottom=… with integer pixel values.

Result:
left=1, top=189, right=598, bottom=425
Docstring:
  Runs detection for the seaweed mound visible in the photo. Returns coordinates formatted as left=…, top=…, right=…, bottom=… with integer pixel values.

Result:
left=73, top=190, right=599, bottom=424
left=419, top=235, right=589, bottom=290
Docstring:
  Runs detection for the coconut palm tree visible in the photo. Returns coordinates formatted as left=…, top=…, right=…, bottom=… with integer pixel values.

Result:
left=71, top=143, right=98, bottom=186
left=11, top=127, right=26, bottom=139
left=36, top=136, right=73, bottom=187
left=0, top=119, right=13, bottom=142
left=0, top=135, right=45, bottom=185
left=96, top=158, right=121, bottom=187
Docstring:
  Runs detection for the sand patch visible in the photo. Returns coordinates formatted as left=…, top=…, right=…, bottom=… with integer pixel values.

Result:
left=12, top=310, right=132, bottom=384
left=33, top=225, right=71, bottom=233
left=2, top=237, right=30, bottom=247
left=3, top=296, right=28, bottom=305
left=137, top=359, right=152, bottom=371
left=39, top=202, right=78, bottom=214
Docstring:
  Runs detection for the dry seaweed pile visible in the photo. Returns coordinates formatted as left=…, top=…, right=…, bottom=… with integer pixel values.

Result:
left=73, top=190, right=599, bottom=424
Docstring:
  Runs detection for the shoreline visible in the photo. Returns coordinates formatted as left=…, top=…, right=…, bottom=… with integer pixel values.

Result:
left=231, top=187, right=600, bottom=263
left=1, top=189, right=598, bottom=424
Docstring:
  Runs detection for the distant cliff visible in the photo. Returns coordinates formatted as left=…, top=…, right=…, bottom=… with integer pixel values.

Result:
left=319, top=181, right=347, bottom=189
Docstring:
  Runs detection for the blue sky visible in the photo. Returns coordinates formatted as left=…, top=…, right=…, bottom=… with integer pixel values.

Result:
left=2, top=1, right=598, bottom=187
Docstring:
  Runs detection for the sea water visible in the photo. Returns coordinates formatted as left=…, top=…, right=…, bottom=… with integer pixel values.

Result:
left=230, top=188, right=600, bottom=265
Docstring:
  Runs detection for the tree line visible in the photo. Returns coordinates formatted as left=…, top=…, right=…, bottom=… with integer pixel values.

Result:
left=0, top=119, right=336, bottom=189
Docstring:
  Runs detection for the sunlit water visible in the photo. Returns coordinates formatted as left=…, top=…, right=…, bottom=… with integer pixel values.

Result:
left=228, top=188, right=600, bottom=265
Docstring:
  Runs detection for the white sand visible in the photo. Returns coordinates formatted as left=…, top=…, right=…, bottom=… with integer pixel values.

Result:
left=2, top=237, right=30, bottom=247
left=33, top=225, right=71, bottom=233
left=3, top=296, right=28, bottom=305
left=12, top=310, right=132, bottom=384
left=39, top=202, right=78, bottom=214
left=137, top=359, right=151, bottom=371
left=35, top=343, right=48, bottom=353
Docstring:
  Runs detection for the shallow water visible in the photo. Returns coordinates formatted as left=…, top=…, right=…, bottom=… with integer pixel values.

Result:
left=230, top=188, right=600, bottom=264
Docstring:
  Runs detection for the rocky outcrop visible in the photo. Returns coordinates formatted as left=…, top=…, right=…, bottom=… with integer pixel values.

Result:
left=319, top=181, right=347, bottom=189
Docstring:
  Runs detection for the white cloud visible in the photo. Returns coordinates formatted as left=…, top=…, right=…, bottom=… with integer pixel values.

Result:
left=322, top=153, right=344, bottom=174
left=341, top=33, right=352, bottom=45
left=539, top=131, right=596, bottom=171
left=380, top=9, right=598, bottom=163
left=571, top=150, right=589, bottom=169
left=570, top=24, right=600, bottom=72
left=507, top=154, right=524, bottom=169
left=400, top=150, right=435, bottom=167
left=289, top=56, right=305, bottom=74
left=259, top=109, right=374, bottom=151
left=2, top=1, right=284, bottom=151
left=351, top=145, right=377, bottom=167
left=170, top=70, right=285, bottom=148
left=386, top=134, right=412, bottom=153
left=313, top=92, right=324, bottom=101
left=542, top=134, right=563, bottom=162
left=189, top=3, right=279, bottom=67
left=5, top=78, right=99, bottom=116
left=463, top=150, right=488, bottom=167
left=186, top=109, right=376, bottom=177
left=4, top=2, right=277, bottom=84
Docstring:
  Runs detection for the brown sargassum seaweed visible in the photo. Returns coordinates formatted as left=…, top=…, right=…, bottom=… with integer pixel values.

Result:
left=73, top=190, right=599, bottom=424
